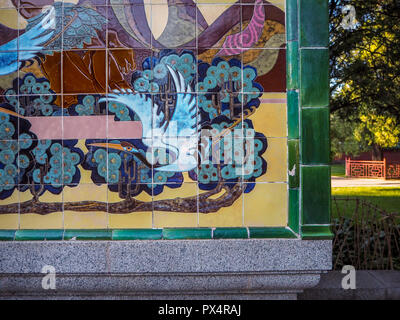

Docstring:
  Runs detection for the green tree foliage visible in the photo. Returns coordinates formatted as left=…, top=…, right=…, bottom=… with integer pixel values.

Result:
left=330, top=114, right=369, bottom=159
left=354, top=112, right=400, bottom=159
left=329, top=0, right=400, bottom=158
left=330, top=0, right=400, bottom=118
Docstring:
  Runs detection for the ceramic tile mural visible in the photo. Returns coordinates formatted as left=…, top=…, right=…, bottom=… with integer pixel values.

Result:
left=0, top=0, right=289, bottom=231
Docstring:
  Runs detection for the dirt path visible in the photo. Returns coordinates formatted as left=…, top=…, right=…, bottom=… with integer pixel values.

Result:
left=332, top=176, right=400, bottom=188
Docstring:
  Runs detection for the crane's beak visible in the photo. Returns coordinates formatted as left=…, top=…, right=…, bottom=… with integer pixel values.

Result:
left=88, top=142, right=141, bottom=153
left=0, top=107, right=24, bottom=119
left=88, top=142, right=125, bottom=152
left=88, top=141, right=152, bottom=168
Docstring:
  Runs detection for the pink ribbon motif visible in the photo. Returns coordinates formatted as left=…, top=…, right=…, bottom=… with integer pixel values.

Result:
left=217, top=0, right=266, bottom=56
left=27, top=115, right=142, bottom=140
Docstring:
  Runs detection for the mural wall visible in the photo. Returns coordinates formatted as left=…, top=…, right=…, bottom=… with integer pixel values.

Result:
left=0, top=0, right=288, bottom=231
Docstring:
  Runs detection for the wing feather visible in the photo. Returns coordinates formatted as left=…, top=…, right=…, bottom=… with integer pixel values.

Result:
left=0, top=8, right=55, bottom=76
left=99, top=90, right=165, bottom=143
left=165, top=65, right=197, bottom=138
left=19, top=8, right=55, bottom=50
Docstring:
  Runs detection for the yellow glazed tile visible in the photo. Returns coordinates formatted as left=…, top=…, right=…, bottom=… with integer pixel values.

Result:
left=197, top=4, right=233, bottom=26
left=199, top=0, right=283, bottom=10
left=0, top=214, right=18, bottom=229
left=0, top=8, right=27, bottom=29
left=258, top=137, right=287, bottom=182
left=151, top=5, right=170, bottom=40
left=19, top=189, right=63, bottom=229
left=264, top=0, right=285, bottom=11
left=64, top=184, right=108, bottom=229
left=0, top=189, right=19, bottom=229
left=0, top=0, right=14, bottom=8
left=153, top=183, right=197, bottom=228
left=78, top=164, right=94, bottom=184
left=196, top=0, right=237, bottom=3
left=243, top=183, right=287, bottom=227
left=250, top=93, right=287, bottom=138
left=108, top=187, right=153, bottom=229
left=196, top=0, right=237, bottom=7
left=198, top=184, right=243, bottom=227
left=183, top=172, right=197, bottom=183
left=260, top=92, right=286, bottom=99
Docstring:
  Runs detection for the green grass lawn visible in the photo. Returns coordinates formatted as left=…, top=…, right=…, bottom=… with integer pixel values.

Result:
left=332, top=187, right=400, bottom=217
left=331, top=164, right=346, bottom=177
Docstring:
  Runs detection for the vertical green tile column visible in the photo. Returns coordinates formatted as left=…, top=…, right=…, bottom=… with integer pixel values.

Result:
left=286, top=0, right=300, bottom=234
left=298, top=0, right=332, bottom=239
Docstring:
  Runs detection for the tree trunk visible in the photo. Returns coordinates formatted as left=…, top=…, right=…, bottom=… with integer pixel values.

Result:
left=371, top=144, right=383, bottom=161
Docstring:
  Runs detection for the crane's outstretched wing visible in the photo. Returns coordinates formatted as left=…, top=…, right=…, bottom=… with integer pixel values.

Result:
left=166, top=65, right=198, bottom=138
left=0, top=8, right=55, bottom=76
left=99, top=89, right=165, bottom=145
left=98, top=67, right=197, bottom=170
left=151, top=66, right=199, bottom=172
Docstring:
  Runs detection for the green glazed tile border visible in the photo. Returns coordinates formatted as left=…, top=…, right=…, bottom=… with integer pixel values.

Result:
left=249, top=227, right=297, bottom=239
left=288, top=189, right=300, bottom=233
left=286, top=41, right=299, bottom=90
left=63, top=229, right=112, bottom=240
left=301, top=225, right=333, bottom=240
left=299, top=0, right=329, bottom=47
left=163, top=228, right=212, bottom=240
left=301, top=166, right=331, bottom=225
left=288, top=139, right=300, bottom=188
left=0, top=228, right=301, bottom=240
left=112, top=229, right=162, bottom=240
left=213, top=228, right=248, bottom=239
left=287, top=90, right=299, bottom=139
left=15, top=229, right=63, bottom=241
left=286, top=0, right=302, bottom=236
left=300, top=49, right=329, bottom=107
left=301, top=107, right=330, bottom=164
left=0, top=229, right=16, bottom=241
left=286, top=0, right=298, bottom=41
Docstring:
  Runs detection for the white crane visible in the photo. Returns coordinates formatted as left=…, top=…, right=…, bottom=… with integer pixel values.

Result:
left=95, top=66, right=200, bottom=172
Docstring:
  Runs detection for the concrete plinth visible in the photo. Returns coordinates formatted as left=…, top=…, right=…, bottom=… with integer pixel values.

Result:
left=0, top=239, right=331, bottom=299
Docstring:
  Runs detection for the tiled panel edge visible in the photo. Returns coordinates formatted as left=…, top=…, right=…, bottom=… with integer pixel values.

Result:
left=286, top=0, right=301, bottom=238
left=298, top=0, right=332, bottom=239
